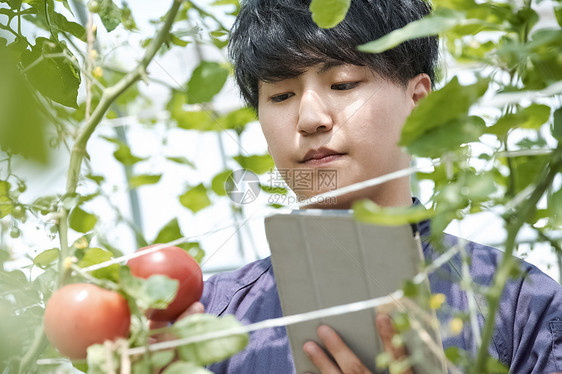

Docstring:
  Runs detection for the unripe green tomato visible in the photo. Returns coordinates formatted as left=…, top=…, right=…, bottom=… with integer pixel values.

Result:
left=12, top=206, right=25, bottom=220
left=88, top=0, right=100, bottom=13
left=10, top=228, right=21, bottom=239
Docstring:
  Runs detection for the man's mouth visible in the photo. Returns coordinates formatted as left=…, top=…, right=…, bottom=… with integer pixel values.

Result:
left=301, top=147, right=346, bottom=165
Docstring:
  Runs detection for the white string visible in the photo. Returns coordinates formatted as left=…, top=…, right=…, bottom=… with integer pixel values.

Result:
left=298, top=162, right=437, bottom=208
left=128, top=291, right=405, bottom=355
left=81, top=162, right=436, bottom=272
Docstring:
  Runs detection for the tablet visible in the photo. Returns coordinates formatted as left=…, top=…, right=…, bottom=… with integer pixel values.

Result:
left=264, top=209, right=446, bottom=374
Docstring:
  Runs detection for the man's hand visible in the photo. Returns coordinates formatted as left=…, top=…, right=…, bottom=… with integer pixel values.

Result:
left=303, top=313, right=412, bottom=374
left=149, top=301, right=205, bottom=343
left=148, top=301, right=205, bottom=373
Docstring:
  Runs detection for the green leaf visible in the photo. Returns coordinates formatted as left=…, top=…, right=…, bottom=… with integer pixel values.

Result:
left=405, top=116, right=486, bottom=158
left=552, top=107, right=562, bottom=140
left=487, top=104, right=551, bottom=135
left=359, top=8, right=464, bottom=53
left=0, top=54, right=48, bottom=163
left=549, top=188, right=562, bottom=227
left=78, top=247, right=119, bottom=281
left=151, top=350, right=176, bottom=370
left=211, top=170, right=233, bottom=196
left=175, top=314, right=249, bottom=366
left=309, top=0, right=350, bottom=29
left=399, top=77, right=488, bottom=147
left=353, top=199, right=434, bottom=226
left=98, top=0, right=122, bottom=32
left=33, top=248, right=59, bottom=268
left=0, top=181, right=12, bottom=219
left=179, top=184, right=211, bottom=213
left=21, top=37, right=80, bottom=108
left=233, top=154, right=274, bottom=174
left=217, top=107, right=257, bottom=131
left=129, top=174, right=162, bottom=188
left=87, top=343, right=119, bottom=374
left=113, top=144, right=145, bottom=165
left=0, top=249, right=10, bottom=263
left=186, top=61, right=229, bottom=104
left=555, top=4, right=562, bottom=28
left=162, top=362, right=212, bottom=374
left=485, top=356, right=509, bottom=374
left=166, top=156, right=196, bottom=168
left=69, top=207, right=97, bottom=233
left=153, top=218, right=183, bottom=244
left=119, top=267, right=178, bottom=311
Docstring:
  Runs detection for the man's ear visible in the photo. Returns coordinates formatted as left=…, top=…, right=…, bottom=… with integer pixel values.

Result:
left=409, top=73, right=431, bottom=106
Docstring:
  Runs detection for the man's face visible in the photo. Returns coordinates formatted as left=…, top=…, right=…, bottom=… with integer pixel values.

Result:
left=258, top=63, right=426, bottom=209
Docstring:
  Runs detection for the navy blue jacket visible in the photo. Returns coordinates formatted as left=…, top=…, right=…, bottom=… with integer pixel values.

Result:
left=201, top=217, right=562, bottom=373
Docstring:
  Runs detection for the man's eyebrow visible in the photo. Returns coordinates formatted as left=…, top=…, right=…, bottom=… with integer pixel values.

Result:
left=317, top=61, right=345, bottom=74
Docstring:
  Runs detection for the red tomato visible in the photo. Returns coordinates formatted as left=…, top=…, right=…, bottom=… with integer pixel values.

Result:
left=127, top=245, right=203, bottom=321
left=44, top=283, right=131, bottom=359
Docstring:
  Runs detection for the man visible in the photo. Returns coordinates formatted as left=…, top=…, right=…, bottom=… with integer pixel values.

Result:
left=199, top=0, right=562, bottom=372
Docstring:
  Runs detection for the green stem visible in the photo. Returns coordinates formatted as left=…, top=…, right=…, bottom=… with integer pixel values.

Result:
left=18, top=1, right=183, bottom=372
left=18, top=323, right=49, bottom=374
left=471, top=145, right=562, bottom=373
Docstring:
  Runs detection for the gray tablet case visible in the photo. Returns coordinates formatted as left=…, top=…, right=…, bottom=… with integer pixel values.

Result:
left=264, top=209, right=446, bottom=374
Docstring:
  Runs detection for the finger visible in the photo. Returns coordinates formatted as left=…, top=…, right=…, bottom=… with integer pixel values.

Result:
left=176, top=301, right=205, bottom=320
left=303, top=340, right=342, bottom=374
left=317, top=325, right=370, bottom=374
left=376, top=314, right=412, bottom=374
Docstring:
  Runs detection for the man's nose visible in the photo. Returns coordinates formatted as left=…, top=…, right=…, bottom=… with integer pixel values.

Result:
left=296, top=90, right=334, bottom=135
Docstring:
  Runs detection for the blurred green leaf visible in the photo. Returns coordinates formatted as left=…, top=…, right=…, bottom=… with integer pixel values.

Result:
left=0, top=181, right=12, bottom=219
left=549, top=188, right=562, bottom=227
left=166, top=156, right=196, bottom=168
left=162, top=362, right=212, bottom=374
left=555, top=4, right=562, bottom=28
left=129, top=174, right=162, bottom=188
left=234, top=154, right=274, bottom=174
left=78, top=247, right=119, bottom=281
left=33, top=248, right=59, bottom=268
left=119, top=267, right=177, bottom=311
left=487, top=104, right=551, bottom=135
left=0, top=49, right=48, bottom=163
left=217, top=107, right=256, bottom=131
left=359, top=8, right=464, bottom=53
left=179, top=184, right=211, bottom=213
left=150, top=351, right=175, bottom=370
left=400, top=77, right=488, bottom=147
left=153, top=218, right=183, bottom=244
left=69, top=206, right=97, bottom=233
left=187, top=61, right=229, bottom=104
left=552, top=107, right=562, bottom=140
left=98, top=0, right=122, bottom=32
left=353, top=199, right=433, bottom=226
left=0, top=249, right=10, bottom=264
left=211, top=169, right=233, bottom=196
left=175, top=314, right=249, bottom=366
left=406, top=115, right=485, bottom=158
left=309, top=0, right=350, bottom=29
left=21, top=37, right=80, bottom=108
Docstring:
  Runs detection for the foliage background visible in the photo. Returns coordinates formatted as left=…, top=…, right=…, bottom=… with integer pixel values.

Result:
left=1, top=0, right=562, bottom=373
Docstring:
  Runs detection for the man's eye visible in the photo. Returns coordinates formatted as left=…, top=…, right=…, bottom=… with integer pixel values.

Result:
left=271, top=93, right=294, bottom=103
left=331, top=82, right=359, bottom=91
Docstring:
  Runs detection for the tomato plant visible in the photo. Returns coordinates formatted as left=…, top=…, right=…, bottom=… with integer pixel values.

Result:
left=128, top=245, right=203, bottom=321
left=44, top=283, right=131, bottom=359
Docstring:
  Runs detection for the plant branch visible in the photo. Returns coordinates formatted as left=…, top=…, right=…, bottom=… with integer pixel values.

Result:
left=471, top=144, right=562, bottom=373
left=19, top=2, right=183, bottom=372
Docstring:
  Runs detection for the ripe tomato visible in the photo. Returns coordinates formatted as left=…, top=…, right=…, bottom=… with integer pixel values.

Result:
left=44, top=283, right=130, bottom=359
left=127, top=245, right=203, bottom=322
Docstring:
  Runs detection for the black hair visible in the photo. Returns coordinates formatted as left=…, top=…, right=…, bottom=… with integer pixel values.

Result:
left=228, top=0, right=439, bottom=110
